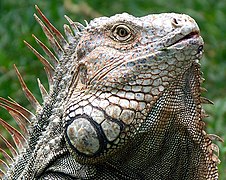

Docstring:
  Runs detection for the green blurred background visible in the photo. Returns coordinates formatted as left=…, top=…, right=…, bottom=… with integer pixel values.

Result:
left=0, top=0, right=225, bottom=178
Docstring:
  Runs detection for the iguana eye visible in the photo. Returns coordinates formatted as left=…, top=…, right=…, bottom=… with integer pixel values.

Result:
left=111, top=24, right=133, bottom=42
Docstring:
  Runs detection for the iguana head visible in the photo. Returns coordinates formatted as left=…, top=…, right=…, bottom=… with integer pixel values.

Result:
left=0, top=6, right=221, bottom=180
left=63, top=12, right=203, bottom=161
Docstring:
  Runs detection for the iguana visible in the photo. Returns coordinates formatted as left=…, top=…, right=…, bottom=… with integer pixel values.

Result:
left=0, top=5, right=223, bottom=180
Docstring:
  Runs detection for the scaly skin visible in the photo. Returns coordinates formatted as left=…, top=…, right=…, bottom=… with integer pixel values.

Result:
left=1, top=7, right=221, bottom=180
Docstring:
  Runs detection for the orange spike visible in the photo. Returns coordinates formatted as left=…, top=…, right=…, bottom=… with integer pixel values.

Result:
left=0, top=159, right=8, bottom=172
left=37, top=78, right=48, bottom=100
left=0, top=148, right=13, bottom=165
left=0, top=118, right=26, bottom=151
left=0, top=134, right=17, bottom=158
left=35, top=5, right=68, bottom=47
left=13, top=65, right=41, bottom=111
left=32, top=34, right=59, bottom=67
left=0, top=97, right=34, bottom=119
left=0, top=169, right=4, bottom=178
left=34, top=13, right=64, bottom=58
left=44, top=66, right=54, bottom=90
left=24, top=40, right=54, bottom=86
left=0, top=102, right=30, bottom=133
left=0, top=103, right=31, bottom=126
left=8, top=111, right=29, bottom=136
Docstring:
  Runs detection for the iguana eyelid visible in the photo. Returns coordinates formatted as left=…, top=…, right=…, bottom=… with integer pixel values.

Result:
left=111, top=24, right=134, bottom=42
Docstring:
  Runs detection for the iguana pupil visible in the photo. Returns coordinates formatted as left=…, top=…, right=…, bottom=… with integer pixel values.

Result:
left=116, top=25, right=129, bottom=37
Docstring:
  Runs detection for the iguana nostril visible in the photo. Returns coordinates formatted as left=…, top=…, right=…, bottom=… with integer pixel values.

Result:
left=172, top=16, right=189, bottom=27
left=173, top=18, right=179, bottom=25
left=172, top=17, right=183, bottom=27
left=198, top=45, right=204, bottom=53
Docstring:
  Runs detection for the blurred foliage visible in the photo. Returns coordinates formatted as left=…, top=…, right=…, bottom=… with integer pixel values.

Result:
left=0, top=0, right=225, bottom=178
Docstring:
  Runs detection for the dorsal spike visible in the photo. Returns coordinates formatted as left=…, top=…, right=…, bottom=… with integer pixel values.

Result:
left=35, top=5, right=68, bottom=47
left=201, top=109, right=209, bottom=119
left=0, top=169, right=5, bottom=178
left=0, top=102, right=30, bottom=134
left=32, top=34, right=59, bottom=67
left=63, top=24, right=75, bottom=42
left=200, top=87, right=207, bottom=93
left=74, top=22, right=86, bottom=31
left=84, top=20, right=89, bottom=27
left=64, top=15, right=82, bottom=37
left=0, top=97, right=34, bottom=119
left=0, top=134, right=18, bottom=158
left=8, top=111, right=29, bottom=136
left=44, top=67, right=54, bottom=91
left=13, top=65, right=41, bottom=111
left=210, top=143, right=220, bottom=156
left=212, top=153, right=221, bottom=164
left=200, top=97, right=214, bottom=105
left=37, top=78, right=48, bottom=100
left=0, top=159, right=8, bottom=172
left=24, top=40, right=54, bottom=87
left=34, top=13, right=64, bottom=58
left=0, top=118, right=27, bottom=151
left=200, top=77, right=205, bottom=83
left=0, top=148, right=14, bottom=165
left=208, top=134, right=224, bottom=142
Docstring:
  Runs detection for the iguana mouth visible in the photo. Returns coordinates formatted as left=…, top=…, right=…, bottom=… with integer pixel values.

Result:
left=180, top=31, right=200, bottom=41
left=171, top=31, right=200, bottom=46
